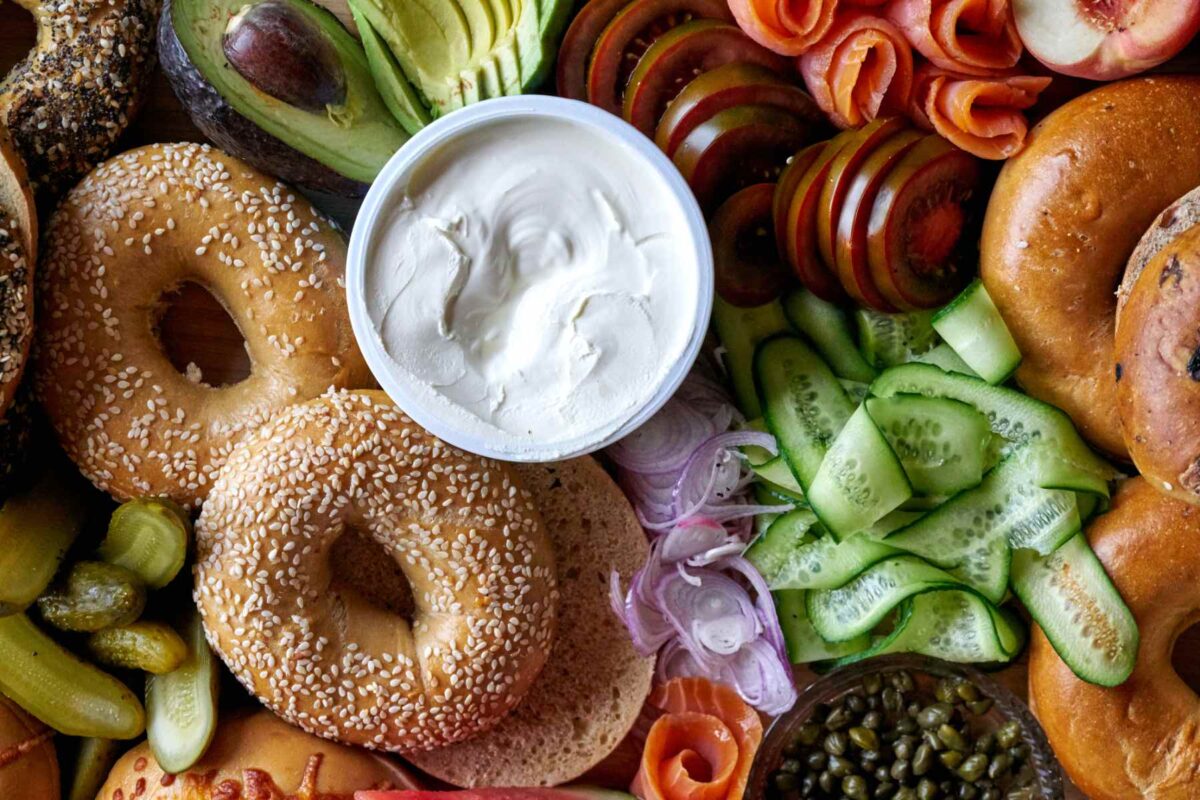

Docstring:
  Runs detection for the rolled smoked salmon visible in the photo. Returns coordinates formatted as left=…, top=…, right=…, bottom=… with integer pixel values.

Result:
left=728, top=0, right=838, bottom=56
left=630, top=678, right=763, bottom=800
left=887, top=0, right=1021, bottom=75
left=799, top=10, right=915, bottom=129
left=909, top=63, right=1049, bottom=159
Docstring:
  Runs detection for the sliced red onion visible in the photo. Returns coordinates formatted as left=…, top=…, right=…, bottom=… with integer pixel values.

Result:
left=607, top=399, right=716, bottom=474
left=660, top=518, right=742, bottom=565
left=653, top=567, right=758, bottom=667
left=724, top=638, right=799, bottom=717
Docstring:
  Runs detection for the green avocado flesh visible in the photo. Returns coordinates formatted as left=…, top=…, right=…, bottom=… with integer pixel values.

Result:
left=173, top=0, right=408, bottom=183
left=349, top=0, right=573, bottom=115
left=348, top=0, right=432, bottom=134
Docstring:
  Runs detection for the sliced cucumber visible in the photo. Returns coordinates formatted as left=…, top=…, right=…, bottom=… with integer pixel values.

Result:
left=145, top=612, right=220, bottom=772
left=912, top=343, right=979, bottom=377
left=932, top=280, right=1021, bottom=385
left=777, top=590, right=870, bottom=663
left=753, top=457, right=806, bottom=496
left=807, top=405, right=912, bottom=538
left=884, top=590, right=1025, bottom=662
left=714, top=298, right=792, bottom=417
left=1011, top=533, right=1137, bottom=686
left=841, top=379, right=871, bottom=405
left=761, top=532, right=902, bottom=591
left=807, top=556, right=963, bottom=642
left=870, top=363, right=1116, bottom=480
left=865, top=395, right=993, bottom=496
left=756, top=335, right=856, bottom=491
left=856, top=309, right=936, bottom=368
left=745, top=508, right=819, bottom=581
left=783, top=289, right=877, bottom=383
left=740, top=418, right=775, bottom=466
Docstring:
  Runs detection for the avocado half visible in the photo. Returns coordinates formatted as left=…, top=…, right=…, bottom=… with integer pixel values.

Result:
left=347, top=0, right=574, bottom=116
left=159, top=0, right=409, bottom=196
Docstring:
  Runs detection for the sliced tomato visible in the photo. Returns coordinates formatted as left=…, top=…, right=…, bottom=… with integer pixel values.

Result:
left=866, top=135, right=982, bottom=310
left=834, top=128, right=923, bottom=311
left=672, top=104, right=816, bottom=210
left=583, top=0, right=734, bottom=113
left=655, top=63, right=824, bottom=157
left=621, top=20, right=790, bottom=136
left=711, top=183, right=792, bottom=306
left=773, top=142, right=824, bottom=265
left=557, top=0, right=638, bottom=100
left=781, top=140, right=847, bottom=303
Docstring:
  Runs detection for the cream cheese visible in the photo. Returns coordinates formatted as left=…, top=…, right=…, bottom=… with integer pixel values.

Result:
left=363, top=115, right=701, bottom=457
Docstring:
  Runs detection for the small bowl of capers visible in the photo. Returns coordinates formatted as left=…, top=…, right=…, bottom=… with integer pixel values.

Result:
left=747, top=655, right=1063, bottom=800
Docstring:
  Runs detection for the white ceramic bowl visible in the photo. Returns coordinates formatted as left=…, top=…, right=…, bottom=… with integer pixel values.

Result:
left=346, top=95, right=713, bottom=463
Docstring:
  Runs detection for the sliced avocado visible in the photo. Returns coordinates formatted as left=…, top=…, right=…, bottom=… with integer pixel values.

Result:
left=164, top=0, right=407, bottom=185
left=348, top=0, right=431, bottom=134
left=351, top=0, right=573, bottom=115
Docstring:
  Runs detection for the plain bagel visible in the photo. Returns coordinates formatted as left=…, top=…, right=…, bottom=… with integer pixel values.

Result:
left=194, top=390, right=558, bottom=753
left=980, top=76, right=1200, bottom=459
left=1029, top=477, right=1200, bottom=799
left=0, top=0, right=158, bottom=197
left=34, top=142, right=372, bottom=506
left=97, top=710, right=419, bottom=799
left=1115, top=222, right=1200, bottom=504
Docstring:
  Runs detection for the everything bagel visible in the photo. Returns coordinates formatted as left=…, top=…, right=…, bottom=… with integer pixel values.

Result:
left=194, top=390, right=558, bottom=753
left=34, top=142, right=371, bottom=506
left=1029, top=477, right=1200, bottom=799
left=981, top=76, right=1200, bottom=459
left=0, top=0, right=158, bottom=197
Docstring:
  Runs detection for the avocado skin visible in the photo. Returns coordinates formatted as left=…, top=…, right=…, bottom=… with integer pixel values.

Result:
left=158, top=0, right=368, bottom=197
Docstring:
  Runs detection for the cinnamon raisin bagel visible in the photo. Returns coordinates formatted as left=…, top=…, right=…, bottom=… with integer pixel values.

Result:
left=1029, top=477, right=1200, bottom=799
left=981, top=76, right=1200, bottom=459
left=0, top=0, right=158, bottom=198
left=1115, top=221, right=1200, bottom=504
left=34, top=143, right=371, bottom=507
left=194, top=390, right=558, bottom=753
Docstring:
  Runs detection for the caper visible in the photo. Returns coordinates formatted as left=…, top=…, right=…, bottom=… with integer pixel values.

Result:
left=847, top=693, right=867, bottom=714
left=937, top=723, right=969, bottom=752
left=957, top=753, right=989, bottom=783
left=775, top=772, right=799, bottom=792
left=875, top=765, right=891, bottom=782
left=896, top=716, right=919, bottom=735
left=958, top=785, right=978, bottom=800
left=918, top=703, right=954, bottom=729
left=882, top=687, right=903, bottom=713
left=850, top=726, right=880, bottom=751
left=824, top=730, right=848, bottom=756
left=987, top=752, right=1012, bottom=780
left=980, top=789, right=1000, bottom=800
left=967, top=698, right=994, bottom=716
left=801, top=773, right=817, bottom=796
left=806, top=751, right=827, bottom=771
left=935, top=678, right=959, bottom=704
left=895, top=737, right=916, bottom=760
left=875, top=781, right=897, bottom=799
left=916, top=778, right=939, bottom=800
left=797, top=722, right=821, bottom=745
left=955, top=681, right=981, bottom=702
left=780, top=758, right=802, bottom=774
left=36, top=561, right=146, bottom=633
left=895, top=789, right=918, bottom=800
left=922, top=730, right=946, bottom=752
left=974, top=733, right=995, bottom=754
left=907, top=701, right=923, bottom=717
left=843, top=775, right=869, bottom=800
left=996, top=720, right=1021, bottom=748
left=828, top=754, right=853, bottom=777
left=826, top=705, right=852, bottom=731
left=864, top=673, right=883, bottom=695
left=913, top=743, right=934, bottom=776
left=893, top=671, right=915, bottom=692
left=939, top=749, right=965, bottom=769
left=890, top=758, right=911, bottom=782
left=861, top=749, right=882, bottom=766
left=818, top=770, right=835, bottom=793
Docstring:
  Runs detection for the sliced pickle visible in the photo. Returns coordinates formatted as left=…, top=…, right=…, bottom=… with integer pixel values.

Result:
left=88, top=621, right=188, bottom=674
left=146, top=612, right=219, bottom=772
left=98, top=498, right=191, bottom=589
left=0, top=613, right=145, bottom=738
left=37, top=561, right=146, bottom=632
left=67, top=738, right=122, bottom=800
left=0, top=472, right=88, bottom=614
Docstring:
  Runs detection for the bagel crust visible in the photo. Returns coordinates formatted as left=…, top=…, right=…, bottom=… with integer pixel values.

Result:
left=1029, top=477, right=1200, bottom=799
left=981, top=76, right=1200, bottom=459
left=1115, top=223, right=1200, bottom=505
left=0, top=0, right=158, bottom=198
left=194, top=390, right=558, bottom=753
left=34, top=143, right=372, bottom=506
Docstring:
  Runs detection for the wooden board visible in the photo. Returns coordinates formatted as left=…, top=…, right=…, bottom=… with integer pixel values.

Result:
left=6, top=4, right=1199, bottom=796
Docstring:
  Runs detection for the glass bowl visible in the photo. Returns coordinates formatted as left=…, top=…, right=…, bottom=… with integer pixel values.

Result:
left=746, top=655, right=1063, bottom=799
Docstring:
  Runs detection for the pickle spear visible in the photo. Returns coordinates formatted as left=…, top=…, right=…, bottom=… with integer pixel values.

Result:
left=0, top=472, right=88, bottom=614
left=0, top=613, right=145, bottom=738
left=67, top=738, right=122, bottom=800
left=37, top=561, right=146, bottom=632
left=146, top=611, right=219, bottom=772
left=88, top=621, right=187, bottom=674
left=99, top=498, right=190, bottom=589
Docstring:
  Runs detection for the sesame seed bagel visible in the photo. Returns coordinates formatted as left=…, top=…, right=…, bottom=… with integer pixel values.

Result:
left=0, top=129, right=36, bottom=420
left=0, top=0, right=158, bottom=198
left=194, top=389, right=558, bottom=753
left=34, top=142, right=372, bottom=507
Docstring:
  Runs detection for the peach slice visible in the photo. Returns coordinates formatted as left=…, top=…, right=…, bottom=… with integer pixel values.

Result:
left=1013, top=0, right=1200, bottom=80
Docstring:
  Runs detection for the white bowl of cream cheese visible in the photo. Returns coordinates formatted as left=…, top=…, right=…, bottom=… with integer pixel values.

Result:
left=347, top=96, right=713, bottom=462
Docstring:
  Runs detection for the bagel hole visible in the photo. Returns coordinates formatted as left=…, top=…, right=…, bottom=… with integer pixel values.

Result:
left=328, top=530, right=415, bottom=621
left=1173, top=622, right=1200, bottom=694
left=0, top=4, right=36, bottom=75
left=156, top=282, right=251, bottom=387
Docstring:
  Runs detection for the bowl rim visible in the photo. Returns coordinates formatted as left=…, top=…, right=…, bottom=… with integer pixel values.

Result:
left=345, top=95, right=714, bottom=462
